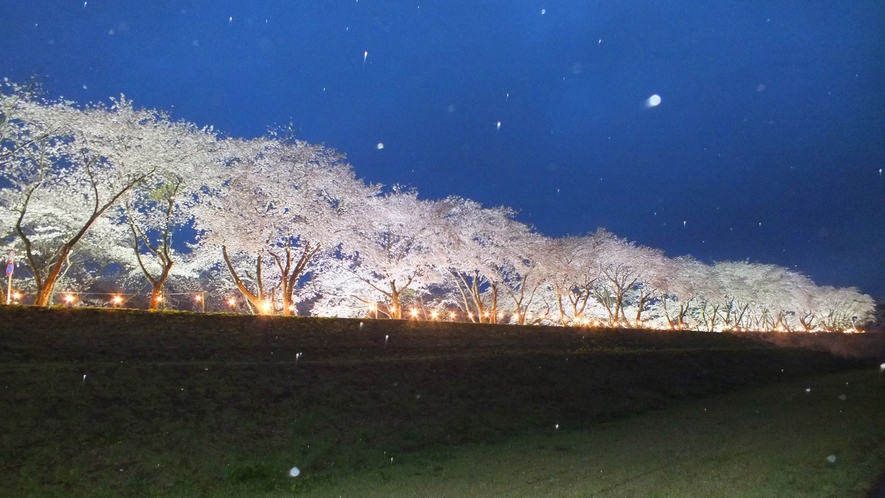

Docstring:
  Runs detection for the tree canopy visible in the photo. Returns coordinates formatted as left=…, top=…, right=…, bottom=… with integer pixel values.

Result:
left=0, top=82, right=874, bottom=331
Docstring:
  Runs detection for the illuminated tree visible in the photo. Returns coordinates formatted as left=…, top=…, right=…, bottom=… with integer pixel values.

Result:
left=539, top=235, right=602, bottom=326
left=0, top=87, right=205, bottom=306
left=431, top=198, right=529, bottom=324
left=117, top=122, right=221, bottom=309
left=498, top=232, right=549, bottom=326
left=340, top=190, right=448, bottom=319
left=809, top=285, right=874, bottom=331
left=589, top=230, right=653, bottom=325
left=654, top=256, right=706, bottom=329
left=624, top=245, right=671, bottom=326
left=193, top=135, right=376, bottom=315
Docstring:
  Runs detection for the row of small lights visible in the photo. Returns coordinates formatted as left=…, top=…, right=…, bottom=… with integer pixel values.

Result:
left=6, top=291, right=218, bottom=307
left=5, top=292, right=862, bottom=333
left=53, top=293, right=211, bottom=306
left=6, top=291, right=296, bottom=314
left=378, top=305, right=775, bottom=329
left=50, top=293, right=293, bottom=314
left=378, top=304, right=537, bottom=322
left=383, top=305, right=861, bottom=332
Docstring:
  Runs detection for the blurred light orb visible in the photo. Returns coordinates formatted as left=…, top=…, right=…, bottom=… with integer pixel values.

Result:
left=289, top=467, right=300, bottom=477
left=376, top=143, right=384, bottom=149
left=645, top=94, right=662, bottom=108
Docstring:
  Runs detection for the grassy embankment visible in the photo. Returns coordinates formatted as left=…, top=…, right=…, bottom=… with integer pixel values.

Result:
left=0, top=306, right=883, bottom=497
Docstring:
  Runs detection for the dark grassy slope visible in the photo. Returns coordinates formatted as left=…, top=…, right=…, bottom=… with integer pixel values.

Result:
left=4, top=306, right=883, bottom=363
left=0, top=306, right=881, bottom=496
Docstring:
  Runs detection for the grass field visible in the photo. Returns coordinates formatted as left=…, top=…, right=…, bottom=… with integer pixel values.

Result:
left=304, top=368, right=885, bottom=497
left=0, top=307, right=883, bottom=496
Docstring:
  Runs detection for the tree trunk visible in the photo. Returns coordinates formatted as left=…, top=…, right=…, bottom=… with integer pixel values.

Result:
left=149, top=284, right=163, bottom=310
left=389, top=282, right=402, bottom=319
left=557, top=294, right=569, bottom=326
left=33, top=244, right=73, bottom=306
left=488, top=284, right=498, bottom=324
left=223, top=246, right=271, bottom=314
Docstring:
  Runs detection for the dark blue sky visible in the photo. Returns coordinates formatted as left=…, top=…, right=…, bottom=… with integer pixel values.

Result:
left=2, top=0, right=884, bottom=296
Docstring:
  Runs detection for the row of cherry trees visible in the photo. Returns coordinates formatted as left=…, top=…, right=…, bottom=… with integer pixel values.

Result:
left=0, top=83, right=875, bottom=331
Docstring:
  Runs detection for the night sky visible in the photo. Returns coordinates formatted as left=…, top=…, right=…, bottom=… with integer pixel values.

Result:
left=2, top=1, right=884, bottom=296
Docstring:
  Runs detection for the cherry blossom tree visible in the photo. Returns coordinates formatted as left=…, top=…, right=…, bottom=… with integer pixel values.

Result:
left=114, top=118, right=221, bottom=309
left=498, top=232, right=550, bottom=326
left=539, top=235, right=603, bottom=326
left=589, top=229, right=655, bottom=326
left=193, top=135, right=376, bottom=315
left=431, top=198, right=528, bottom=324
left=623, top=245, right=671, bottom=326
left=0, top=89, right=204, bottom=305
left=653, top=256, right=706, bottom=329
left=709, top=262, right=801, bottom=331
left=340, top=190, right=448, bottom=319
left=813, top=285, right=874, bottom=331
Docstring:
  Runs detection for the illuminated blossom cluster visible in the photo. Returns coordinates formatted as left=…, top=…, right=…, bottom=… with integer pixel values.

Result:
left=0, top=83, right=874, bottom=331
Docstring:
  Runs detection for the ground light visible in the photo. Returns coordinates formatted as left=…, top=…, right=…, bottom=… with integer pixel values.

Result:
left=0, top=292, right=867, bottom=333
